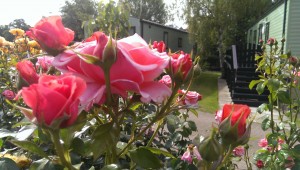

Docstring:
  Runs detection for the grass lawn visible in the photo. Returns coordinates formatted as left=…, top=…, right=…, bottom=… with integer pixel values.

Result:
left=189, top=71, right=221, bottom=114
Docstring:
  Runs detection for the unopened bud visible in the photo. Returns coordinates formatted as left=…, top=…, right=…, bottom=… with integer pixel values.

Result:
left=198, top=131, right=222, bottom=162
left=102, top=35, right=117, bottom=68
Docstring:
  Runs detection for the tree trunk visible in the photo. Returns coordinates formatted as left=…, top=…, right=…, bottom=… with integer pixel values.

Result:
left=217, top=28, right=225, bottom=78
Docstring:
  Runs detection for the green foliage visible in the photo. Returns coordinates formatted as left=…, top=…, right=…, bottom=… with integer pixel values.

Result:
left=122, top=0, right=168, bottom=24
left=185, top=0, right=272, bottom=67
left=60, top=0, right=97, bottom=41
left=95, top=0, right=130, bottom=38
left=252, top=40, right=300, bottom=169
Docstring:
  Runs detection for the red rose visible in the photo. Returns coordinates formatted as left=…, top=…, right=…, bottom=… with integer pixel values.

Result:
left=221, top=104, right=251, bottom=137
left=152, top=41, right=166, bottom=53
left=20, top=75, right=86, bottom=128
left=26, top=16, right=74, bottom=56
left=256, top=160, right=264, bottom=168
left=170, top=51, right=193, bottom=82
left=16, top=60, right=39, bottom=85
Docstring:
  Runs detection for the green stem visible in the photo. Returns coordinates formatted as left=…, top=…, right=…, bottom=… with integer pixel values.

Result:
left=117, top=84, right=180, bottom=157
left=146, top=119, right=164, bottom=147
left=104, top=66, right=112, bottom=105
left=216, top=145, right=233, bottom=170
left=269, top=48, right=275, bottom=134
left=49, top=129, right=75, bottom=170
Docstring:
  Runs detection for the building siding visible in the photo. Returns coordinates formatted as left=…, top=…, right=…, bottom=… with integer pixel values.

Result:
left=141, top=22, right=192, bottom=52
left=247, top=1, right=289, bottom=52
left=286, top=0, right=300, bottom=56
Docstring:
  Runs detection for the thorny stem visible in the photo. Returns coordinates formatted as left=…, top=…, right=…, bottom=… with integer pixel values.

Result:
left=49, top=129, right=75, bottom=170
left=216, top=145, right=234, bottom=170
left=117, top=84, right=180, bottom=158
left=146, top=119, right=164, bottom=147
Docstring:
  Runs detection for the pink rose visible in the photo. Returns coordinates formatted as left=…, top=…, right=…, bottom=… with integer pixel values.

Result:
left=178, top=89, right=202, bottom=107
left=20, top=75, right=86, bottom=128
left=258, top=138, right=268, bottom=147
left=36, top=56, right=54, bottom=72
left=152, top=41, right=166, bottom=53
left=159, top=75, right=172, bottom=87
left=53, top=33, right=171, bottom=108
left=1, top=90, right=15, bottom=100
left=16, top=60, right=39, bottom=85
left=26, top=16, right=74, bottom=56
left=181, top=145, right=202, bottom=164
left=233, top=146, right=245, bottom=157
left=267, top=38, right=276, bottom=46
left=170, top=51, right=193, bottom=81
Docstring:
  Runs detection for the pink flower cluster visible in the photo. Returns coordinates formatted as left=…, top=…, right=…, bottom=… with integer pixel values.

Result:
left=14, top=16, right=196, bottom=128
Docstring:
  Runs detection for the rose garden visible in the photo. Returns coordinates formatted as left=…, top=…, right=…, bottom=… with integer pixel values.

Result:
left=0, top=15, right=300, bottom=170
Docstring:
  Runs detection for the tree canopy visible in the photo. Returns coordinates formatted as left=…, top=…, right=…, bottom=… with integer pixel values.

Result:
left=60, top=0, right=98, bottom=41
left=122, top=0, right=167, bottom=24
left=0, top=19, right=30, bottom=41
left=185, top=0, right=272, bottom=69
left=94, top=0, right=130, bottom=38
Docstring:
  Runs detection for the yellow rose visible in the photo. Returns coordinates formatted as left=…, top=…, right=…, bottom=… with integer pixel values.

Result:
left=9, top=28, right=25, bottom=37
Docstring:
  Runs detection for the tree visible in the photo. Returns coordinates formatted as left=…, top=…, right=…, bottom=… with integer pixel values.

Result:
left=94, top=0, right=130, bottom=38
left=60, top=0, right=97, bottom=41
left=185, top=0, right=272, bottom=71
left=0, top=19, right=30, bottom=41
left=122, top=0, right=167, bottom=24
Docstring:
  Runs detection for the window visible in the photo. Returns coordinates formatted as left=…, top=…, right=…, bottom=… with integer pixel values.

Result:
left=129, top=26, right=136, bottom=35
left=163, top=32, right=168, bottom=48
left=249, top=30, right=252, bottom=44
left=258, top=24, right=263, bottom=43
left=265, top=22, right=270, bottom=42
left=253, top=30, right=257, bottom=44
left=178, top=38, right=182, bottom=48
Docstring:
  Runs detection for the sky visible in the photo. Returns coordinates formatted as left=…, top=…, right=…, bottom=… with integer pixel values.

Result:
left=0, top=0, right=185, bottom=28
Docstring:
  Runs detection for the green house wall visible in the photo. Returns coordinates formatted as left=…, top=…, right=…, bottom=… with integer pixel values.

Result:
left=286, top=0, right=300, bottom=56
left=247, top=1, right=289, bottom=47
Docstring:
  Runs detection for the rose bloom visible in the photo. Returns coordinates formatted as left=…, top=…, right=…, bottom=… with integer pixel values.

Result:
left=19, top=74, right=86, bottom=128
left=53, top=32, right=171, bottom=108
left=170, top=51, right=193, bottom=81
left=256, top=160, right=264, bottom=168
left=221, top=104, right=251, bottom=137
left=16, top=60, right=39, bottom=85
left=181, top=145, right=202, bottom=164
left=9, top=28, right=25, bottom=37
left=36, top=56, right=54, bottom=72
left=159, top=75, right=172, bottom=87
left=1, top=90, right=15, bottom=100
left=152, top=41, right=166, bottom=53
left=178, top=89, right=202, bottom=107
left=267, top=38, right=276, bottom=45
left=258, top=138, right=268, bottom=147
left=26, top=16, right=74, bottom=56
left=233, top=146, right=245, bottom=157
left=215, top=110, right=223, bottom=123
left=0, top=36, right=6, bottom=47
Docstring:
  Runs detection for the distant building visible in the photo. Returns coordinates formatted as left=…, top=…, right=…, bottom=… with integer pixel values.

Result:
left=247, top=0, right=300, bottom=56
left=129, top=17, right=195, bottom=53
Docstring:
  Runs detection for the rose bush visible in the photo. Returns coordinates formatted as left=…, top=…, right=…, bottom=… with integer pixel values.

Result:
left=0, top=15, right=257, bottom=170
